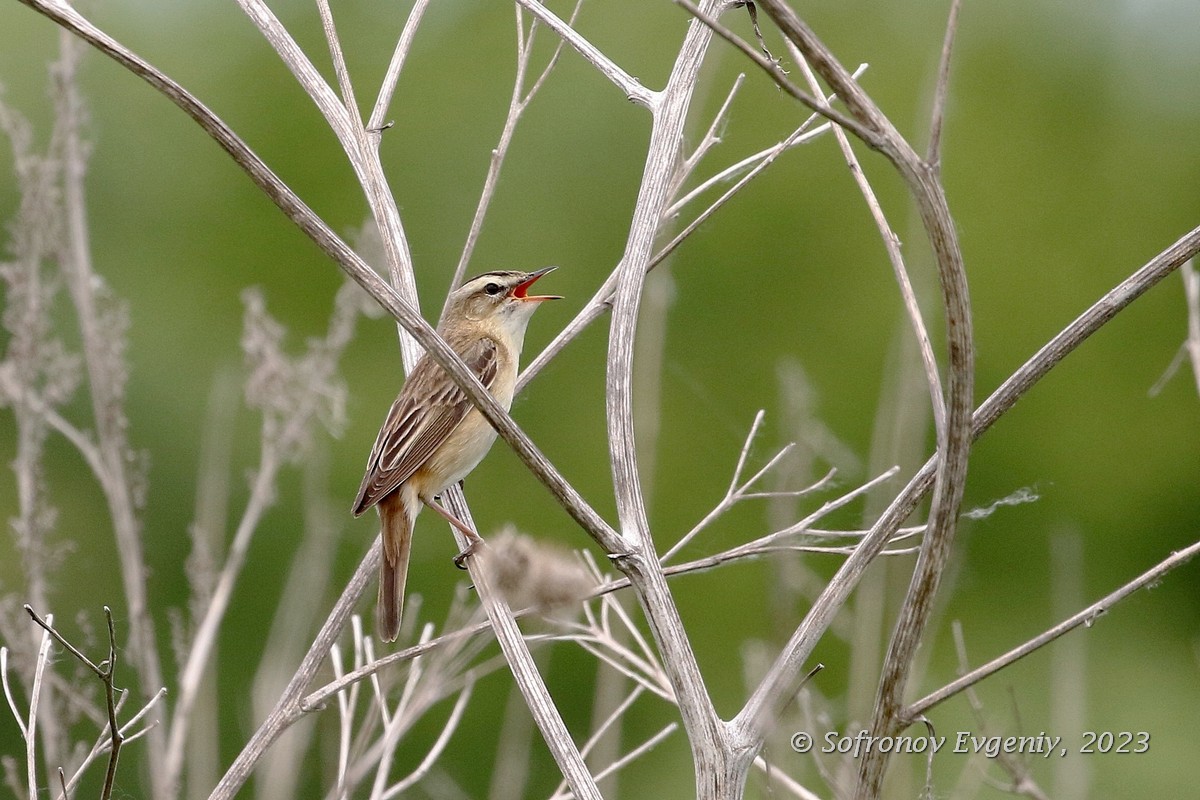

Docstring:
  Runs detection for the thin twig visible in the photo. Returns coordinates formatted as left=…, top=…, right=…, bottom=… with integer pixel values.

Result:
left=302, top=464, right=904, bottom=709
left=790, top=45, right=946, bottom=440
left=655, top=123, right=830, bottom=269
left=906, top=538, right=1200, bottom=720
left=662, top=410, right=773, bottom=561
left=367, top=0, right=432, bottom=130
left=517, top=53, right=858, bottom=398
left=1, top=648, right=27, bottom=740
left=554, top=723, right=678, bottom=800
left=1048, top=533, right=1086, bottom=800
left=209, top=545, right=379, bottom=800
left=513, top=0, right=653, bottom=106
left=99, top=609, right=123, bottom=800
left=250, top=445, right=345, bottom=800
left=232, top=0, right=422, bottom=364
left=57, top=688, right=167, bottom=800
left=673, top=0, right=881, bottom=148
left=926, top=0, right=963, bottom=166
left=544, top=683, right=646, bottom=800
left=579, top=685, right=646, bottom=761
left=1183, top=261, right=1200, bottom=396
left=489, top=680, right=536, bottom=800
left=751, top=754, right=825, bottom=800
left=666, top=63, right=867, bottom=218
left=446, top=0, right=580, bottom=307
left=680, top=73, right=745, bottom=177
left=26, top=615, right=52, bottom=800
left=329, top=643, right=353, bottom=795
left=0, top=379, right=104, bottom=478
left=378, top=682, right=474, bottom=799
left=24, top=608, right=127, bottom=800
left=164, top=445, right=281, bottom=785
left=951, top=626, right=1049, bottom=799
left=315, top=0, right=364, bottom=128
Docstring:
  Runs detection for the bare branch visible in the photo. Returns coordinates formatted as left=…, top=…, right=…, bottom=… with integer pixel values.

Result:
left=315, top=0, right=364, bottom=129
left=1183, top=261, right=1200, bottom=396
left=518, top=63, right=857, bottom=397
left=790, top=46, right=946, bottom=440
left=950, top=626, right=1050, bottom=799
left=513, top=0, right=654, bottom=106
left=927, top=0, right=962, bottom=166
left=673, top=0, right=881, bottom=147
left=368, top=0, right=432, bottom=130
left=597, top=4, right=747, bottom=794
left=9, top=5, right=1193, bottom=798
left=302, top=494, right=913, bottom=713
left=25, top=616, right=53, bottom=800
left=440, top=491, right=602, bottom=800
left=1, top=649, right=27, bottom=740
left=550, top=723, right=678, bottom=799
left=973, top=225, right=1200, bottom=435
left=661, top=411, right=835, bottom=564
left=378, top=682, right=473, bottom=800
left=732, top=221, right=1200, bottom=780
left=751, top=754, right=825, bottom=800
left=24, top=608, right=131, bottom=800
left=447, top=1, right=580, bottom=306
left=231, top=0, right=338, bottom=129
left=681, top=73, right=745, bottom=175
left=579, top=685, right=646, bottom=761
left=231, top=0, right=422, bottom=363
left=1048, top=533, right=1087, bottom=800
left=906, top=538, right=1200, bottom=720
left=98, top=609, right=123, bottom=800
left=165, top=447, right=281, bottom=787
left=665, top=63, right=865, bottom=218
left=57, top=688, right=167, bottom=800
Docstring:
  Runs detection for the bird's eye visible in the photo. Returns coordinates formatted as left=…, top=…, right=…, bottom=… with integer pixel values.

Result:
left=484, top=282, right=502, bottom=296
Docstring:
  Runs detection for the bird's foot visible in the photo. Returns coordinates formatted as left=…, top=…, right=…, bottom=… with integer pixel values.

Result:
left=452, top=537, right=483, bottom=570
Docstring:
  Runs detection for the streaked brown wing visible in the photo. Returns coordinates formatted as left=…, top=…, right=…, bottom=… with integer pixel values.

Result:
left=352, top=336, right=500, bottom=515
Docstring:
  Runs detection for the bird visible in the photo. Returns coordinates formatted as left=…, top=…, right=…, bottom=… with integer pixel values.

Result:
left=352, top=267, right=561, bottom=642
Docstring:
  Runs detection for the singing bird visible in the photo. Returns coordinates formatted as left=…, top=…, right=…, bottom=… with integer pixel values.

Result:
left=352, top=268, right=561, bottom=641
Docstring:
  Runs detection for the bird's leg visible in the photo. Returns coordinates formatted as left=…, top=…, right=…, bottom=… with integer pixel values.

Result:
left=423, top=495, right=484, bottom=569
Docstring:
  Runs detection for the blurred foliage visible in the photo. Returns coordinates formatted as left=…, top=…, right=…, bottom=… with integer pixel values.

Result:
left=0, top=1, right=1198, bottom=798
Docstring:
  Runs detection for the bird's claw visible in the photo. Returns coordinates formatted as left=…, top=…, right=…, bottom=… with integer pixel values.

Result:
left=453, top=539, right=481, bottom=570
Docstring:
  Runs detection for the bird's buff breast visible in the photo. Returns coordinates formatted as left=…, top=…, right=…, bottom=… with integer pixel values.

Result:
left=414, top=408, right=500, bottom=496
left=410, top=355, right=516, bottom=499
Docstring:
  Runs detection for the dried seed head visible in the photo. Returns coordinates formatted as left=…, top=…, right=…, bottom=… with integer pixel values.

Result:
left=482, top=526, right=596, bottom=615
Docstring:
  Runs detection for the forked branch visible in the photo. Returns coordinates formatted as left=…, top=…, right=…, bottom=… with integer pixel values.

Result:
left=24, top=606, right=131, bottom=800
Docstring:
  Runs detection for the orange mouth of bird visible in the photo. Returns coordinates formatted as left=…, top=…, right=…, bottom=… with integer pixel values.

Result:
left=514, top=267, right=562, bottom=301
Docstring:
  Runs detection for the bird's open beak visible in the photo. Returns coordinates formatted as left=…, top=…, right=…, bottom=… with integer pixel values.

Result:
left=513, top=266, right=563, bottom=302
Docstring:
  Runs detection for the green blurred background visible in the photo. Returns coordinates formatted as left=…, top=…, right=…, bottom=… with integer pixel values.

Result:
left=1, top=1, right=1197, bottom=797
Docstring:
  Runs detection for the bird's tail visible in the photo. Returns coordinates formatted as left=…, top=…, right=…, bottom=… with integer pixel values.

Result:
left=377, top=491, right=414, bottom=643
